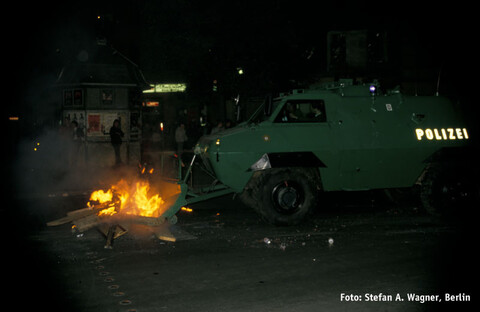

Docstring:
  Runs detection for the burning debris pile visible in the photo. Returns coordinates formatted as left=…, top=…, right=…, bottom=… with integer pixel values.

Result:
left=47, top=174, right=195, bottom=247
left=89, top=179, right=167, bottom=218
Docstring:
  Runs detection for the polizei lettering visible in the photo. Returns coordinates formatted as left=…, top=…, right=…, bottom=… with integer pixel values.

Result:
left=415, top=128, right=469, bottom=141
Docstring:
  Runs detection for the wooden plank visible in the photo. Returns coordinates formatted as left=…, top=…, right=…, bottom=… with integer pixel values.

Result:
left=47, top=203, right=117, bottom=227
left=73, top=214, right=100, bottom=232
left=167, top=224, right=197, bottom=241
left=47, top=215, right=77, bottom=227
left=151, top=223, right=176, bottom=242
left=67, top=207, right=94, bottom=217
left=48, top=207, right=102, bottom=226
left=129, top=215, right=165, bottom=227
left=47, top=207, right=93, bottom=226
left=104, top=225, right=117, bottom=249
left=151, top=224, right=197, bottom=242
left=97, top=223, right=129, bottom=239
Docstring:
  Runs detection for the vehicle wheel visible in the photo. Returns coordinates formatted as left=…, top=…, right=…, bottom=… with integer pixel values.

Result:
left=420, top=166, right=479, bottom=216
left=238, top=172, right=261, bottom=209
left=253, top=168, right=318, bottom=225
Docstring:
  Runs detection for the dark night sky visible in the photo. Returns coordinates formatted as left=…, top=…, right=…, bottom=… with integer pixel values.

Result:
left=5, top=0, right=479, bottom=129
left=10, top=1, right=476, bottom=75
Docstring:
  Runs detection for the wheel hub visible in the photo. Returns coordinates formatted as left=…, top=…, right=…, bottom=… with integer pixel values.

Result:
left=271, top=181, right=304, bottom=214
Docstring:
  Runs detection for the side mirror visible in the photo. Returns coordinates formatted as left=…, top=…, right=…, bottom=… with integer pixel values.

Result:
left=264, top=95, right=273, bottom=117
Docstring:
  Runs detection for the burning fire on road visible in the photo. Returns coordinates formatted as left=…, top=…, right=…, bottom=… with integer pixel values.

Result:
left=47, top=168, right=195, bottom=246
left=88, top=179, right=167, bottom=218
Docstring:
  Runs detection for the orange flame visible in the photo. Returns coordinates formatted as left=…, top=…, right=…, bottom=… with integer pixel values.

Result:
left=89, top=189, right=113, bottom=203
left=97, top=206, right=117, bottom=216
left=130, top=181, right=164, bottom=217
left=88, top=179, right=170, bottom=218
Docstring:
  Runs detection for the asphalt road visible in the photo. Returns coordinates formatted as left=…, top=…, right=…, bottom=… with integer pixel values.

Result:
left=5, top=188, right=475, bottom=312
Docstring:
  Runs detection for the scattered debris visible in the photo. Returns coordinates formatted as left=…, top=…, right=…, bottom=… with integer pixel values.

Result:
left=47, top=191, right=196, bottom=248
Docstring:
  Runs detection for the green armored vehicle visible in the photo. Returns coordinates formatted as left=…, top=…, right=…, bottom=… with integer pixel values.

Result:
left=161, top=80, right=475, bottom=226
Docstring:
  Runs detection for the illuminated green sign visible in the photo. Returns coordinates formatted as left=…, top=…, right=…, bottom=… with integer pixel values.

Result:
left=143, top=83, right=187, bottom=93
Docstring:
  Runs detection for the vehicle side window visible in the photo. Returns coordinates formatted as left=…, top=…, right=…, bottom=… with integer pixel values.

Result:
left=274, top=100, right=327, bottom=123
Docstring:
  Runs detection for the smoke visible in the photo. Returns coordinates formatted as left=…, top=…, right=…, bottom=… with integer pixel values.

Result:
left=14, top=129, right=83, bottom=197
left=15, top=132, right=111, bottom=196
left=13, top=128, right=180, bottom=197
left=11, top=127, right=184, bottom=235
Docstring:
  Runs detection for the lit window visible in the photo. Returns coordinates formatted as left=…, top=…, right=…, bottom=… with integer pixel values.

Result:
left=102, top=89, right=113, bottom=105
left=74, top=89, right=83, bottom=106
left=64, top=90, right=73, bottom=106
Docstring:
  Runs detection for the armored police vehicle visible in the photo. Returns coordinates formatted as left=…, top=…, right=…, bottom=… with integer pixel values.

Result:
left=162, top=80, right=476, bottom=226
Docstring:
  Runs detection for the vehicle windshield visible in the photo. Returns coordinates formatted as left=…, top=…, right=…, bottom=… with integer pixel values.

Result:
left=248, top=99, right=282, bottom=124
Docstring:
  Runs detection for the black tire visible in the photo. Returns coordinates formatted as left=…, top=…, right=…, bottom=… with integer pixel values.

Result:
left=420, top=165, right=479, bottom=216
left=251, top=168, right=319, bottom=225
left=238, top=172, right=261, bottom=210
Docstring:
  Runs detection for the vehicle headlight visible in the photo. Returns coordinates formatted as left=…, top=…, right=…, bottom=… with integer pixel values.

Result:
left=250, top=153, right=271, bottom=171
